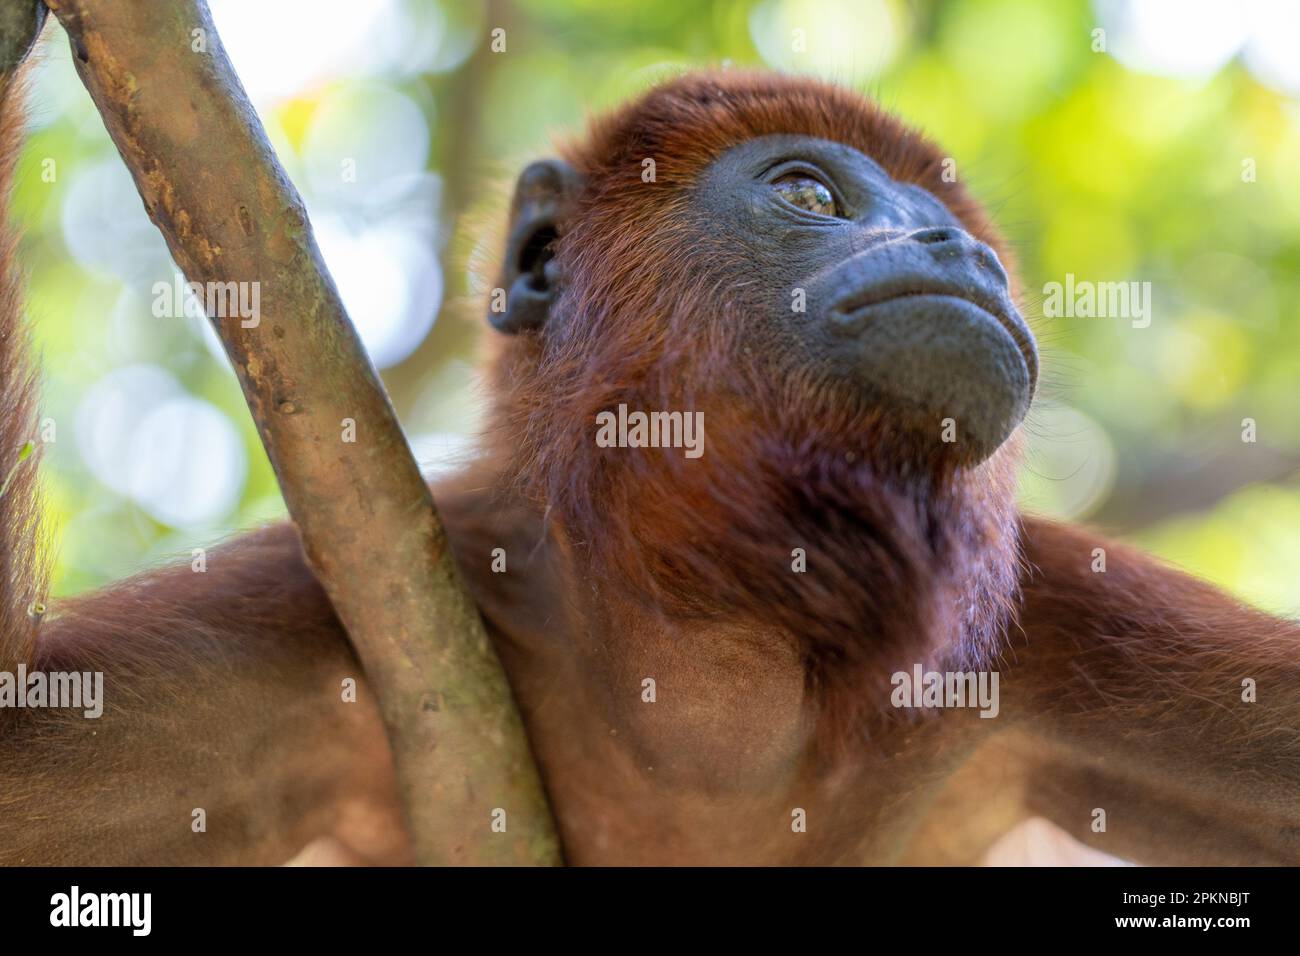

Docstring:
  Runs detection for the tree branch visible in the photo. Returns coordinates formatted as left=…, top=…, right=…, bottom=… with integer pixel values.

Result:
left=44, top=0, right=561, bottom=865
left=1090, top=441, right=1300, bottom=534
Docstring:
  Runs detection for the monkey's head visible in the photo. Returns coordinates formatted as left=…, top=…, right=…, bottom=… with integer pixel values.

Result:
left=482, top=71, right=1033, bottom=734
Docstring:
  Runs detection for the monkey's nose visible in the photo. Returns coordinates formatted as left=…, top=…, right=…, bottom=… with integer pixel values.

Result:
left=905, top=226, right=1012, bottom=289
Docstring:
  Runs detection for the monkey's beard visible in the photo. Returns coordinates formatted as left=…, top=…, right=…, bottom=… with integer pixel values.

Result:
left=502, top=341, right=1024, bottom=751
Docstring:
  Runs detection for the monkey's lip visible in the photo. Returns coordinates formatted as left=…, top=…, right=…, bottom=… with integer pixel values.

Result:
left=829, top=289, right=1038, bottom=393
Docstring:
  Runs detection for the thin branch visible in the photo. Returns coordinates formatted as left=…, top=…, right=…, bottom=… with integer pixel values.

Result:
left=1091, top=442, right=1300, bottom=534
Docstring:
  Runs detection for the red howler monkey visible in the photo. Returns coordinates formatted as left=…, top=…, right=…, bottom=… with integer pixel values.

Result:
left=0, top=50, right=1296, bottom=865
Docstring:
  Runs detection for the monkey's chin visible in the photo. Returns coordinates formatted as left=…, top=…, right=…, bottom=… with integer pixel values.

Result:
left=840, top=295, right=1033, bottom=466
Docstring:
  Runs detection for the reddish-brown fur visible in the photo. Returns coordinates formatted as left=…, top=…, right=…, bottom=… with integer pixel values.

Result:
left=491, top=71, right=1023, bottom=742
left=1, top=70, right=1296, bottom=865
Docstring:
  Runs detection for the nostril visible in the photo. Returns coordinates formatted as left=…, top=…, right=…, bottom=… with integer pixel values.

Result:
left=911, top=226, right=962, bottom=245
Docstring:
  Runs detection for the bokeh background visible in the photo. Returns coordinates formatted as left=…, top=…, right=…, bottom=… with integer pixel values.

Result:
left=15, top=0, right=1300, bottom=612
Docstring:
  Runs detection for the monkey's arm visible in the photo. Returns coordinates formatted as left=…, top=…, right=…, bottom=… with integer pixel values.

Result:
left=0, top=523, right=409, bottom=865
left=999, top=515, right=1300, bottom=864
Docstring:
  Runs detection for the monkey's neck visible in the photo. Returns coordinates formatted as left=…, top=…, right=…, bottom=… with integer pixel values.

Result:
left=646, top=458, right=1022, bottom=739
left=448, top=438, right=1022, bottom=743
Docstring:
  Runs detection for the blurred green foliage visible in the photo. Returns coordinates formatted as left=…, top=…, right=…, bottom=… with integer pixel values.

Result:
left=14, top=0, right=1300, bottom=615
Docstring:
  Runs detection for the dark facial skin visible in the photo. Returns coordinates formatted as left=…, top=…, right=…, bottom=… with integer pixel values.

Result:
left=691, top=134, right=1038, bottom=464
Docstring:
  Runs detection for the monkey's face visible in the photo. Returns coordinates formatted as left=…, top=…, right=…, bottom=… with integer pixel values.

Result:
left=491, top=139, right=1034, bottom=476
left=690, top=134, right=1037, bottom=466
left=488, top=71, right=1041, bottom=491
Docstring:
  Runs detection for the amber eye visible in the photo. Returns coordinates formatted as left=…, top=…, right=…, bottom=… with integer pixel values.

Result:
left=772, top=173, right=839, bottom=217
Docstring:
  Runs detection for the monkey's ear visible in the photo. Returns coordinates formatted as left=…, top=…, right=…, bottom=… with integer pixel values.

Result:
left=492, top=158, right=583, bottom=335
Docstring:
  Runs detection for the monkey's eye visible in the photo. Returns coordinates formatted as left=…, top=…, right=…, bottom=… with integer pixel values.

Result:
left=771, top=173, right=839, bottom=217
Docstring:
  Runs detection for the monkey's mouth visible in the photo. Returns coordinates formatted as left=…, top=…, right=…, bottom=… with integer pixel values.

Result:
left=822, top=287, right=1037, bottom=464
left=829, top=288, right=1037, bottom=392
